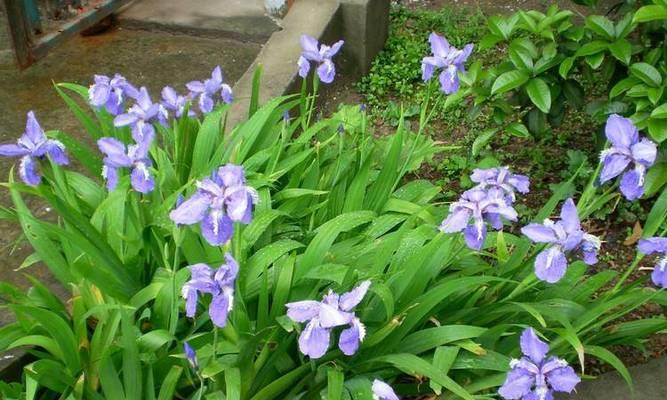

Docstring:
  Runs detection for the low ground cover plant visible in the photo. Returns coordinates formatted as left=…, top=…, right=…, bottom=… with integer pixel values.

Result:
left=0, top=13, right=665, bottom=400
left=360, top=2, right=667, bottom=206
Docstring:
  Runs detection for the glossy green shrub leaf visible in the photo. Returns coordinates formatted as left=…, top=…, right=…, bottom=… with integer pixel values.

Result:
left=575, top=41, right=608, bottom=57
left=651, top=103, right=667, bottom=119
left=488, top=14, right=519, bottom=40
left=608, top=39, right=632, bottom=65
left=559, top=57, right=575, bottom=78
left=648, top=118, right=667, bottom=142
left=472, top=128, right=498, bottom=156
left=526, top=78, right=552, bottom=113
left=615, top=13, right=635, bottom=38
left=586, top=15, right=615, bottom=40
left=630, top=63, right=663, bottom=87
left=633, top=5, right=667, bottom=23
left=491, top=71, right=530, bottom=95
left=610, top=78, right=641, bottom=98
left=506, top=122, right=530, bottom=138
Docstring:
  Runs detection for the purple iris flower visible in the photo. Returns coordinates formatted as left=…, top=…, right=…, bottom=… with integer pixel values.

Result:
left=0, top=111, right=69, bottom=186
left=88, top=74, right=139, bottom=115
left=170, top=164, right=257, bottom=246
left=285, top=280, right=371, bottom=359
left=521, top=199, right=600, bottom=283
left=599, top=114, right=657, bottom=201
left=297, top=35, right=344, bottom=84
left=499, top=328, right=580, bottom=400
left=161, top=86, right=195, bottom=120
left=470, top=167, right=530, bottom=204
left=372, top=380, right=399, bottom=400
left=181, top=253, right=239, bottom=328
left=638, top=237, right=667, bottom=288
left=113, top=87, right=161, bottom=142
left=421, top=32, right=474, bottom=94
left=186, top=66, right=233, bottom=114
left=97, top=130, right=154, bottom=193
left=439, top=187, right=518, bottom=250
left=183, top=341, right=199, bottom=372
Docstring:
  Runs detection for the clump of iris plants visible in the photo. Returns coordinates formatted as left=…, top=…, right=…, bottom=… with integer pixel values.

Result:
left=0, top=25, right=665, bottom=400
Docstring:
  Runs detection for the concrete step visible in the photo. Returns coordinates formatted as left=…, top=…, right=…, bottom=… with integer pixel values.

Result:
left=117, top=0, right=281, bottom=42
left=557, top=356, right=667, bottom=400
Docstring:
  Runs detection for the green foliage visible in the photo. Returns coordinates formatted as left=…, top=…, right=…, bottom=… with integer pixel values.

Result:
left=357, top=4, right=489, bottom=122
left=1, top=3, right=666, bottom=400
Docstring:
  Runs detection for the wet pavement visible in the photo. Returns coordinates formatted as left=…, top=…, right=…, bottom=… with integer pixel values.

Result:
left=558, top=356, right=667, bottom=400
left=0, top=25, right=261, bottom=324
left=119, top=0, right=281, bottom=42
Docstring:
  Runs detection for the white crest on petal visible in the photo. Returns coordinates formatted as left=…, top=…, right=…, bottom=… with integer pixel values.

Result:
left=582, top=233, right=601, bottom=250
left=222, top=286, right=234, bottom=312
left=658, top=256, right=667, bottom=272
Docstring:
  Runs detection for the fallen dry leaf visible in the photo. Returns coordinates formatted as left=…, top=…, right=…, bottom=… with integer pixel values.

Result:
left=623, top=221, right=643, bottom=246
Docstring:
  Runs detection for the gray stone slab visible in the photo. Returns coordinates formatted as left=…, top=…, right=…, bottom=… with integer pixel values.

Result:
left=340, top=0, right=390, bottom=76
left=557, top=356, right=667, bottom=400
left=227, top=0, right=390, bottom=127
left=118, top=0, right=280, bottom=42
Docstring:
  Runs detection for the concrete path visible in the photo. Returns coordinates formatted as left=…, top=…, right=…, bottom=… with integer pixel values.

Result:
left=557, top=356, right=667, bottom=399
left=118, top=0, right=281, bottom=42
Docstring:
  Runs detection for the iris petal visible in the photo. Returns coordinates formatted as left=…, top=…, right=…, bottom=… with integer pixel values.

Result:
left=534, top=247, right=568, bottom=283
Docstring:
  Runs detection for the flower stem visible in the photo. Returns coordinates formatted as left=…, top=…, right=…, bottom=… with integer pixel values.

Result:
left=306, top=75, right=320, bottom=129
left=610, top=254, right=644, bottom=295
left=212, top=326, right=219, bottom=361
left=392, top=88, right=441, bottom=192
left=611, top=226, right=667, bottom=294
